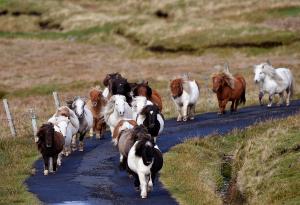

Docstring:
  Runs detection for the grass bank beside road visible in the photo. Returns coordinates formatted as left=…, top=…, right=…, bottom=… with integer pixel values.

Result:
left=161, top=114, right=300, bottom=205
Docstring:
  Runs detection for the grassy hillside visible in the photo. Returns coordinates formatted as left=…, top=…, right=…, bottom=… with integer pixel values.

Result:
left=161, top=114, right=300, bottom=205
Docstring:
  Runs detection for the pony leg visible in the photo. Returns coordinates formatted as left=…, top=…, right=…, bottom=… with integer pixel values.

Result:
left=220, top=100, right=228, bottom=114
left=43, top=156, right=49, bottom=176
left=78, top=132, right=86, bottom=152
left=71, top=134, right=77, bottom=151
left=147, top=173, right=153, bottom=192
left=259, top=91, right=264, bottom=106
left=278, top=93, right=284, bottom=106
left=230, top=101, right=235, bottom=112
left=286, top=89, right=291, bottom=106
left=138, top=173, right=148, bottom=198
left=89, top=128, right=94, bottom=138
left=53, top=155, right=58, bottom=172
left=189, top=104, right=196, bottom=120
left=182, top=103, right=189, bottom=121
left=268, top=94, right=273, bottom=107
left=234, top=99, right=239, bottom=111
left=176, top=104, right=183, bottom=121
left=57, top=152, right=62, bottom=166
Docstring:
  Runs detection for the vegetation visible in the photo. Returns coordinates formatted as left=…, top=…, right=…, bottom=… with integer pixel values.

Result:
left=161, top=114, right=300, bottom=205
left=0, top=136, right=39, bottom=204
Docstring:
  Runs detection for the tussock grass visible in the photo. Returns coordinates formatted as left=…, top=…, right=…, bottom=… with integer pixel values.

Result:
left=161, top=114, right=300, bottom=205
left=0, top=135, right=40, bottom=204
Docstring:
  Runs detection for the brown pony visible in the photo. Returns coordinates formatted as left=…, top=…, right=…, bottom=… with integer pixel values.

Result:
left=132, top=81, right=163, bottom=111
left=212, top=70, right=246, bottom=114
left=112, top=119, right=137, bottom=146
left=87, top=87, right=107, bottom=139
left=36, top=123, right=65, bottom=175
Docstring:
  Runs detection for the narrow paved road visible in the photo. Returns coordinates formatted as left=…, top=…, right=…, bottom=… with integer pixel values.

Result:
left=26, top=100, right=300, bottom=205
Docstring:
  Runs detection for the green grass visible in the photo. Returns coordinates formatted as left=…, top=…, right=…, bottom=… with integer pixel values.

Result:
left=2, top=80, right=100, bottom=98
left=0, top=136, right=40, bottom=205
left=161, top=114, right=300, bottom=205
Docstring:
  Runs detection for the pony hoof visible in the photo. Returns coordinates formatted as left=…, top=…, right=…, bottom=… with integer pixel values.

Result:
left=176, top=118, right=182, bottom=122
left=44, top=170, right=49, bottom=176
left=182, top=117, right=187, bottom=122
left=286, top=104, right=290, bottom=107
left=135, top=187, right=140, bottom=192
left=79, top=148, right=84, bottom=152
left=95, top=134, right=101, bottom=139
left=267, top=105, right=272, bottom=108
left=141, top=195, right=147, bottom=199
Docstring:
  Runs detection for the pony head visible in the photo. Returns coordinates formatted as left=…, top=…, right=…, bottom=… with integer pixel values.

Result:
left=111, top=95, right=127, bottom=116
left=170, top=78, right=183, bottom=98
left=89, top=87, right=103, bottom=107
left=72, top=97, right=86, bottom=118
left=141, top=105, right=160, bottom=129
left=103, top=72, right=122, bottom=87
left=132, top=81, right=152, bottom=98
left=212, top=71, right=235, bottom=93
left=132, top=96, right=148, bottom=114
left=54, top=116, right=70, bottom=138
left=253, top=61, right=275, bottom=83
left=37, top=123, right=55, bottom=148
left=135, top=139, right=154, bottom=166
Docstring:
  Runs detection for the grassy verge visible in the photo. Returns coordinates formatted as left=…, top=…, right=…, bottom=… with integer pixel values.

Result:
left=0, top=135, right=40, bottom=204
left=161, top=114, right=300, bottom=205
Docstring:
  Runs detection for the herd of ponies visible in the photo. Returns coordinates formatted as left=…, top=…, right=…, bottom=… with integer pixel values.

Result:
left=35, top=61, right=294, bottom=199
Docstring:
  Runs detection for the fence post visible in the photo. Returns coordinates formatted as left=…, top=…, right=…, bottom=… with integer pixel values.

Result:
left=2, top=99, right=16, bottom=137
left=29, top=108, right=38, bottom=142
left=53, top=91, right=60, bottom=109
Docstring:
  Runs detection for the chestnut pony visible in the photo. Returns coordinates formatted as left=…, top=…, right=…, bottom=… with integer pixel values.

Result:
left=212, top=67, right=246, bottom=114
left=87, top=86, right=107, bottom=139
left=132, top=81, right=163, bottom=111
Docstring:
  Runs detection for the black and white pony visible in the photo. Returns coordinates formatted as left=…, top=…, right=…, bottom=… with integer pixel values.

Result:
left=128, top=138, right=163, bottom=198
left=136, top=104, right=164, bottom=142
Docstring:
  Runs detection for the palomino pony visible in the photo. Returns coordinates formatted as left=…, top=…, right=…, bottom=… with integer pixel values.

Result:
left=48, top=107, right=79, bottom=157
left=170, top=75, right=200, bottom=121
left=128, top=135, right=163, bottom=198
left=132, top=96, right=153, bottom=120
left=132, top=81, right=163, bottom=111
left=67, top=97, right=93, bottom=151
left=37, top=123, right=65, bottom=175
left=136, top=104, right=164, bottom=142
left=212, top=65, right=246, bottom=114
left=254, top=61, right=294, bottom=107
left=87, top=87, right=107, bottom=139
left=102, top=73, right=132, bottom=104
left=104, top=94, right=133, bottom=136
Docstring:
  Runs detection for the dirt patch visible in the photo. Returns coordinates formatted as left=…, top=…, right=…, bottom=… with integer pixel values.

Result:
left=263, top=17, right=300, bottom=31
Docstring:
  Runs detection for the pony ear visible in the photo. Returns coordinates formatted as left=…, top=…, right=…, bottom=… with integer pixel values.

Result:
left=266, top=59, right=271, bottom=65
left=140, top=106, right=147, bottom=115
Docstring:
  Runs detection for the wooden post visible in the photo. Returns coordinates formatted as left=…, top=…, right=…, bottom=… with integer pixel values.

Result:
left=3, top=99, right=16, bottom=137
left=53, top=91, right=60, bottom=109
left=29, top=108, right=38, bottom=142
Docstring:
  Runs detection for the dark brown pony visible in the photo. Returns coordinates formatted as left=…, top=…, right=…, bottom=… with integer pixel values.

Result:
left=103, top=73, right=132, bottom=104
left=212, top=71, right=246, bottom=114
left=36, top=123, right=65, bottom=175
left=132, top=81, right=163, bottom=111
left=87, top=87, right=107, bottom=139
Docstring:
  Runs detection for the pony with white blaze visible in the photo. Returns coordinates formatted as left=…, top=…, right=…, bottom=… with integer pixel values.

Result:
left=132, top=96, right=153, bottom=120
left=254, top=61, right=294, bottom=107
left=48, top=106, right=79, bottom=158
left=67, top=97, right=93, bottom=152
left=128, top=137, right=163, bottom=198
left=104, top=94, right=133, bottom=136
left=170, top=74, right=200, bottom=121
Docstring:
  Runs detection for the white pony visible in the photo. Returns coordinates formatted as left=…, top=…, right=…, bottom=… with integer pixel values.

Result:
left=104, top=94, right=133, bottom=136
left=254, top=61, right=294, bottom=107
left=48, top=106, right=79, bottom=158
left=68, top=97, right=93, bottom=152
left=131, top=96, right=153, bottom=120
left=170, top=75, right=200, bottom=121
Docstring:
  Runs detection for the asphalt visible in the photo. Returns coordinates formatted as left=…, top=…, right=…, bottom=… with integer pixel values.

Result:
left=26, top=100, right=300, bottom=205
